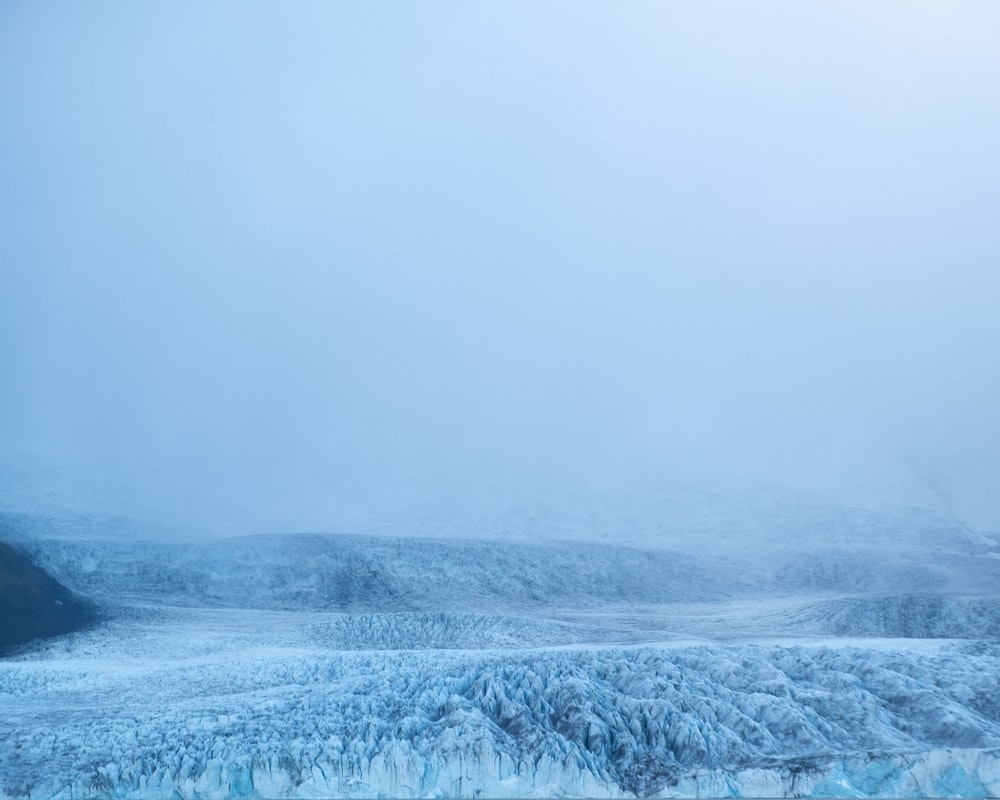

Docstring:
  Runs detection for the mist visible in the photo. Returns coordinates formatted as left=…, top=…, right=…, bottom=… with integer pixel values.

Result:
left=2, top=2, right=999, bottom=534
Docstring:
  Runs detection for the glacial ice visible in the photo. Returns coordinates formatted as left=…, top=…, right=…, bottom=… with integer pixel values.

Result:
left=3, top=610, right=1000, bottom=798
left=1, top=517, right=998, bottom=798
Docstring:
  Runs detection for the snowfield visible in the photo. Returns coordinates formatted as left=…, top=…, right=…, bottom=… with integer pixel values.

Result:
left=2, top=524, right=1000, bottom=798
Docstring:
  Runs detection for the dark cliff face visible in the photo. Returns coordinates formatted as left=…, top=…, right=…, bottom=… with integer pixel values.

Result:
left=0, top=541, right=98, bottom=648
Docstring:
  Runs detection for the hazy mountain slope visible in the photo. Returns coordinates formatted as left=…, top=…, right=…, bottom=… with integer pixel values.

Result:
left=20, top=534, right=736, bottom=612
left=21, top=525, right=998, bottom=618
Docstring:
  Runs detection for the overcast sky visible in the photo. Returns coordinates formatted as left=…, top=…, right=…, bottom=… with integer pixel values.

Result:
left=2, top=2, right=999, bottom=532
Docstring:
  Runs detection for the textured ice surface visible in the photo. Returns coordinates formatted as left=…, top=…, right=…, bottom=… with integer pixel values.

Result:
left=20, top=534, right=732, bottom=611
left=19, top=529, right=1000, bottom=614
left=3, top=605, right=1000, bottom=798
left=2, top=524, right=999, bottom=798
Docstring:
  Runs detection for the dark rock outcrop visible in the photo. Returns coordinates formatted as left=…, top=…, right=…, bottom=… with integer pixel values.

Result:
left=0, top=541, right=97, bottom=648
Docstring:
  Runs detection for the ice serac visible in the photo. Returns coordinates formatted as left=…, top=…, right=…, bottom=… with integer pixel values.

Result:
left=66, top=748, right=1000, bottom=799
left=3, top=640, right=1000, bottom=798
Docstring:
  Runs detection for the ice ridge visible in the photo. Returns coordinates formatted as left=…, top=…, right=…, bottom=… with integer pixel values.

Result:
left=4, top=643, right=1000, bottom=798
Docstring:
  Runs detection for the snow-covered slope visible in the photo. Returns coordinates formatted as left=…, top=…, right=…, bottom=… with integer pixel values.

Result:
left=20, top=534, right=731, bottom=611
left=18, top=529, right=998, bottom=617
left=768, top=595, right=1000, bottom=639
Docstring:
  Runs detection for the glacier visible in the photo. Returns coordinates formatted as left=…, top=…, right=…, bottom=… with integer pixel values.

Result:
left=4, top=619, right=1000, bottom=798
left=1, top=504, right=999, bottom=798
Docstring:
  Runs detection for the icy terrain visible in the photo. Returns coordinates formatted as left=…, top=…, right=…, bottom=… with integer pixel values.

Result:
left=2, top=499, right=1000, bottom=798
left=3, top=610, right=1000, bottom=798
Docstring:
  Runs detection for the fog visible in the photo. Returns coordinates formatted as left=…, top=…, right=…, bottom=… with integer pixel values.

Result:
left=2, top=2, right=999, bottom=534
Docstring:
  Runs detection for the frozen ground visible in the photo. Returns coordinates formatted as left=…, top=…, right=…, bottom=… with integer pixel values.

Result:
left=2, top=516, right=1000, bottom=798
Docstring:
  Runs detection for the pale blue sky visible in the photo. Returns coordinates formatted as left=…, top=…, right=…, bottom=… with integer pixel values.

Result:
left=2, top=2, right=999, bottom=529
